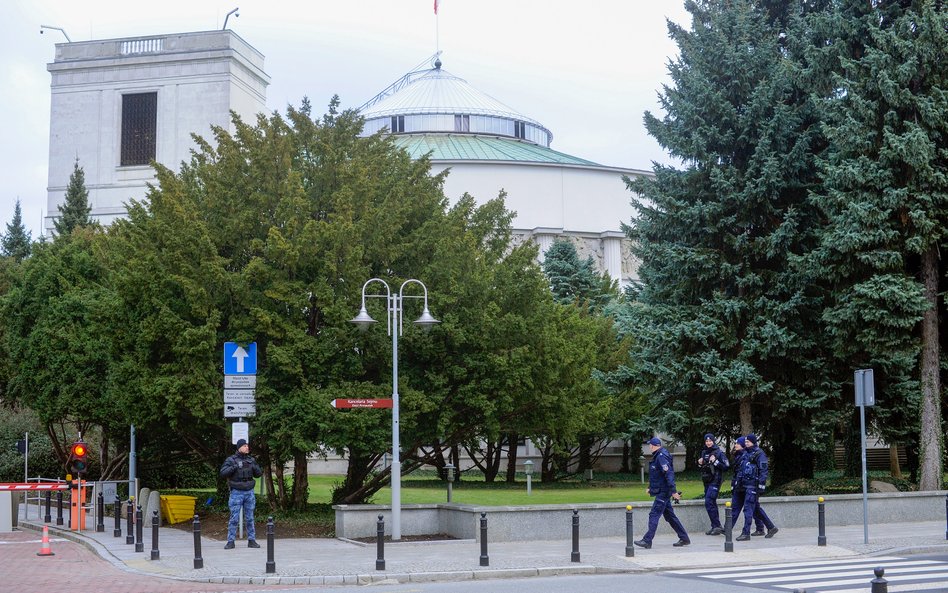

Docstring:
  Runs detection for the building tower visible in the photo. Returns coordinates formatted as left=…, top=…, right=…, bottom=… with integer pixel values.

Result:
left=45, top=30, right=269, bottom=233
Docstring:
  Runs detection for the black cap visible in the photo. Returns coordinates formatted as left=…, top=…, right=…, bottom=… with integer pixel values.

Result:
left=235, top=439, right=247, bottom=449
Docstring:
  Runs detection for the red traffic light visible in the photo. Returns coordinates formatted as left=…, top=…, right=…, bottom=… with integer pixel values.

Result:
left=71, top=443, right=87, bottom=457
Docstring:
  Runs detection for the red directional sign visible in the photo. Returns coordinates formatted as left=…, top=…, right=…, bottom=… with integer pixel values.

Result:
left=330, top=399, right=394, bottom=409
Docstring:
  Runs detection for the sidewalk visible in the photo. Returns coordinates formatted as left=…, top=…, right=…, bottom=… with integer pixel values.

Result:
left=16, top=504, right=948, bottom=586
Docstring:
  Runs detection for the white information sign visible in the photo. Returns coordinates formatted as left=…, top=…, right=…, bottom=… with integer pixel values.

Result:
left=225, top=375, right=257, bottom=389
left=224, top=403, right=256, bottom=418
left=224, top=390, right=256, bottom=404
left=232, top=422, right=249, bottom=444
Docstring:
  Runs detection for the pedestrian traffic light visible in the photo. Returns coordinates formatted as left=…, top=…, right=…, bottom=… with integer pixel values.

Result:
left=69, top=440, right=89, bottom=476
left=15, top=439, right=26, bottom=455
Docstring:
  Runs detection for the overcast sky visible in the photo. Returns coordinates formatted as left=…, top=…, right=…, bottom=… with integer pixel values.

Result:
left=3, top=0, right=690, bottom=237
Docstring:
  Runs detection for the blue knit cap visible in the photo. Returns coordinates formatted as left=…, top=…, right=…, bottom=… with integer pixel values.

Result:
left=746, top=434, right=758, bottom=446
left=704, top=433, right=714, bottom=441
left=736, top=436, right=746, bottom=447
left=648, top=437, right=662, bottom=446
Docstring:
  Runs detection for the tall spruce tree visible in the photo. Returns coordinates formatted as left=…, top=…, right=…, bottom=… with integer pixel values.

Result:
left=541, top=239, right=616, bottom=311
left=54, top=159, right=93, bottom=236
left=616, top=0, right=836, bottom=483
left=809, top=0, right=948, bottom=488
left=2, top=199, right=31, bottom=261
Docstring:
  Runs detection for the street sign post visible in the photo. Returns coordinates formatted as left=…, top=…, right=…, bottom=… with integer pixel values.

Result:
left=854, top=368, right=875, bottom=545
left=330, top=399, right=394, bottom=409
left=224, top=403, right=256, bottom=418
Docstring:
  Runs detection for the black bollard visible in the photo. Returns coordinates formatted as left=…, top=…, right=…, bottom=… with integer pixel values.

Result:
left=376, top=514, right=385, bottom=571
left=479, top=512, right=489, bottom=567
left=56, top=491, right=64, bottom=526
left=724, top=503, right=733, bottom=553
left=817, top=497, right=827, bottom=546
left=135, top=505, right=144, bottom=552
left=113, top=496, right=122, bottom=537
left=625, top=505, right=634, bottom=557
left=126, top=500, right=135, bottom=545
left=870, top=567, right=888, bottom=593
left=96, top=492, right=105, bottom=532
left=44, top=491, right=51, bottom=523
left=571, top=509, right=580, bottom=563
left=150, top=510, right=160, bottom=560
left=265, top=516, right=276, bottom=574
left=193, top=515, right=204, bottom=569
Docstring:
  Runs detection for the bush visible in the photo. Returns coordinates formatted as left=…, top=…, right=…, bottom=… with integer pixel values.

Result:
left=0, top=408, right=64, bottom=482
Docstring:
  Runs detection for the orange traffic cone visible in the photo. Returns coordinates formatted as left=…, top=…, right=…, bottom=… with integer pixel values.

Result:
left=36, top=525, right=55, bottom=556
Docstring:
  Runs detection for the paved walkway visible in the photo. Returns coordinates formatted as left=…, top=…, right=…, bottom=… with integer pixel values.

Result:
left=14, top=504, right=948, bottom=586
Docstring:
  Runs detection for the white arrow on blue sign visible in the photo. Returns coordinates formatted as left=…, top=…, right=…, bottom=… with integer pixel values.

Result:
left=224, top=342, right=257, bottom=375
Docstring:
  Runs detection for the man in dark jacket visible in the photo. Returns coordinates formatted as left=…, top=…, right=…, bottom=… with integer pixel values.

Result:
left=736, top=433, right=778, bottom=541
left=220, top=438, right=263, bottom=549
left=697, top=433, right=728, bottom=535
left=729, top=436, right=766, bottom=536
left=634, top=437, right=690, bottom=548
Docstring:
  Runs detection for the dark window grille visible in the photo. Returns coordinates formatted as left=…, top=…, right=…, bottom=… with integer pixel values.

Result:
left=514, top=121, right=526, bottom=139
left=390, top=115, right=405, bottom=133
left=121, top=93, right=157, bottom=166
left=454, top=114, right=470, bottom=132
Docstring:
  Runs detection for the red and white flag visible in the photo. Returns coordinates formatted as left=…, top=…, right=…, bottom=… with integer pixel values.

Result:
left=434, top=0, right=439, bottom=14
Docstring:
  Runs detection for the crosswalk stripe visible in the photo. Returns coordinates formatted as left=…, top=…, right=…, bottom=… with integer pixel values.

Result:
left=745, top=563, right=948, bottom=585
left=670, top=555, right=905, bottom=575
left=831, top=581, right=948, bottom=593
left=718, top=560, right=941, bottom=581
left=778, top=569, right=948, bottom=590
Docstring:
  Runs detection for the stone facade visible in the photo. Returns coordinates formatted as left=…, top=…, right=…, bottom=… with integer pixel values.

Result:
left=45, top=30, right=269, bottom=233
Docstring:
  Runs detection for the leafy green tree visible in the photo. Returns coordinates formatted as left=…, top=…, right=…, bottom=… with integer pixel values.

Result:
left=616, top=0, right=837, bottom=483
left=1, top=200, right=31, bottom=261
left=54, top=159, right=94, bottom=237
left=808, top=0, right=948, bottom=488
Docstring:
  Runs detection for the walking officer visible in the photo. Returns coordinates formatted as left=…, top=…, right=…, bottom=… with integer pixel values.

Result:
left=729, top=436, right=766, bottom=535
left=634, top=437, right=690, bottom=548
left=697, top=433, right=728, bottom=535
left=736, top=433, right=778, bottom=541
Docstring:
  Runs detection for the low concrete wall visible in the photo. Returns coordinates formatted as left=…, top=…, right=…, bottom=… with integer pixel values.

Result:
left=334, top=491, right=948, bottom=541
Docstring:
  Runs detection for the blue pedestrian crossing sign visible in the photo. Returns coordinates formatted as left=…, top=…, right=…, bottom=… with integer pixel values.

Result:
left=224, top=342, right=257, bottom=375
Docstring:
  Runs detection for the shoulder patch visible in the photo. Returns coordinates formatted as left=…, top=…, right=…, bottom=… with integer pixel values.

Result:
left=661, top=464, right=669, bottom=471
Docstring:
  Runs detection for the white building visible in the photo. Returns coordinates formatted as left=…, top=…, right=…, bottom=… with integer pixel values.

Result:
left=45, top=30, right=269, bottom=233
left=359, top=54, right=646, bottom=285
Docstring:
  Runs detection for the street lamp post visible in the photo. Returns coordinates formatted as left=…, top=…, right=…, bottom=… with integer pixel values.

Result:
left=350, top=278, right=439, bottom=540
left=524, top=460, right=534, bottom=496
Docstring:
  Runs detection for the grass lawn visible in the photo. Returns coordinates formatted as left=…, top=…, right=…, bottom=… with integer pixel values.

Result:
left=307, top=472, right=708, bottom=505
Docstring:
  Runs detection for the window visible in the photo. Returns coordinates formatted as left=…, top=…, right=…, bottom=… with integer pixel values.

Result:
left=120, top=92, right=157, bottom=166
left=514, top=121, right=526, bottom=139
left=390, top=115, right=405, bottom=133
left=454, top=114, right=470, bottom=132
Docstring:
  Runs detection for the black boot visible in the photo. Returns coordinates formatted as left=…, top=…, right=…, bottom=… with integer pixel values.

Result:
left=633, top=539, right=651, bottom=549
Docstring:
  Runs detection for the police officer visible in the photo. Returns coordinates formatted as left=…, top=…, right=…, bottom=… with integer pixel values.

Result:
left=634, top=437, right=690, bottom=548
left=736, top=433, right=778, bottom=541
left=729, top=437, right=766, bottom=535
left=220, top=438, right=264, bottom=549
left=697, top=433, right=728, bottom=535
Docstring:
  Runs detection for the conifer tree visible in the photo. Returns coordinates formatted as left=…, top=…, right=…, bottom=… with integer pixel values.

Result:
left=810, top=0, right=948, bottom=488
left=54, top=159, right=93, bottom=236
left=2, top=199, right=31, bottom=261
left=615, top=0, right=836, bottom=482
left=541, top=239, right=615, bottom=311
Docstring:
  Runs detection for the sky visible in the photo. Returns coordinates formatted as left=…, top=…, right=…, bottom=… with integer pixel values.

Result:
left=2, top=0, right=691, bottom=238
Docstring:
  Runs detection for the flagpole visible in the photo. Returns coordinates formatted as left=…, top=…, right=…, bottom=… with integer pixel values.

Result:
left=434, top=0, right=440, bottom=52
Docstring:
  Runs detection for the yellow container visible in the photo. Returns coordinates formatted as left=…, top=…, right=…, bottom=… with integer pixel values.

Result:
left=160, top=495, right=197, bottom=524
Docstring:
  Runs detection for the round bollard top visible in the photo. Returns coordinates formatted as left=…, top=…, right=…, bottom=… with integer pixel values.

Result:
left=818, top=496, right=825, bottom=503
left=626, top=505, right=632, bottom=511
left=725, top=501, right=731, bottom=508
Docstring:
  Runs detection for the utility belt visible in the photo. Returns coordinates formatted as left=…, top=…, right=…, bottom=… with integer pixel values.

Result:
left=229, top=478, right=255, bottom=491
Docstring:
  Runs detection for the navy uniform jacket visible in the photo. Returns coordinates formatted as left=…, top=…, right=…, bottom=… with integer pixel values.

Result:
left=648, top=447, right=677, bottom=495
left=699, top=444, right=729, bottom=486
left=731, top=449, right=746, bottom=489
left=740, top=446, right=769, bottom=489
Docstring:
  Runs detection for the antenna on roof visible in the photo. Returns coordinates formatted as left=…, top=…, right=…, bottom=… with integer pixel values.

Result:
left=40, top=25, right=71, bottom=43
left=223, top=7, right=239, bottom=30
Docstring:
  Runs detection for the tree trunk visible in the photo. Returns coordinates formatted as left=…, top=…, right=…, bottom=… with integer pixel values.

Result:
left=505, top=433, right=519, bottom=483
left=291, top=451, right=308, bottom=510
left=770, top=421, right=814, bottom=485
left=620, top=440, right=631, bottom=473
left=739, top=395, right=753, bottom=435
left=889, top=444, right=902, bottom=479
left=918, top=245, right=943, bottom=490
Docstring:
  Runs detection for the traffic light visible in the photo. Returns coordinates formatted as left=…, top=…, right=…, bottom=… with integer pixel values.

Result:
left=15, top=439, right=26, bottom=454
left=69, top=440, right=89, bottom=476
